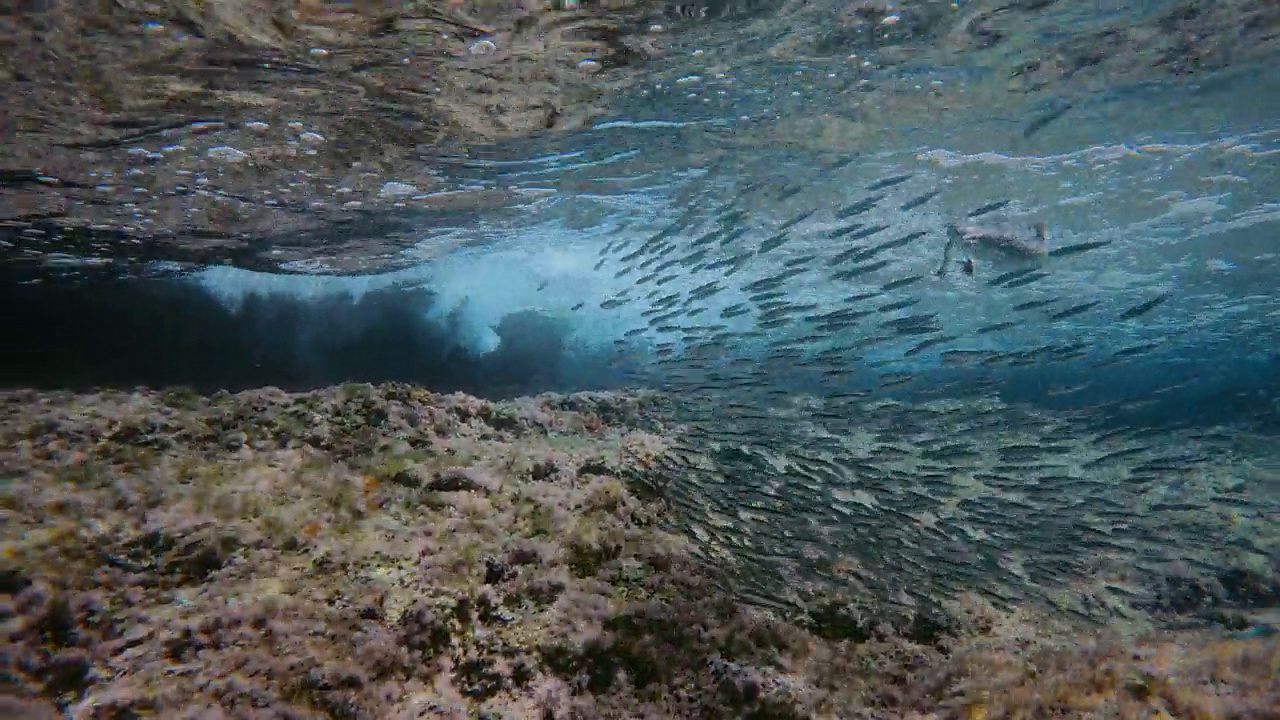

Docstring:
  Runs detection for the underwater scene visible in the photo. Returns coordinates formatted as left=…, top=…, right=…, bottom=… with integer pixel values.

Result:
left=3, top=0, right=1279, bottom=717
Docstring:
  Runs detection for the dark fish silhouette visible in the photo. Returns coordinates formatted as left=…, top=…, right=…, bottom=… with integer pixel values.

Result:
left=866, top=173, right=914, bottom=191
left=1118, top=293, right=1168, bottom=320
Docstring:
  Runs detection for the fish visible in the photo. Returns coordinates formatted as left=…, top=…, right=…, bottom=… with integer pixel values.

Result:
left=691, top=229, right=723, bottom=247
left=881, top=274, right=924, bottom=292
left=835, top=224, right=891, bottom=242
left=808, top=308, right=875, bottom=325
left=866, top=173, right=914, bottom=191
left=840, top=237, right=917, bottom=267
left=749, top=290, right=787, bottom=304
left=1003, top=271, right=1051, bottom=288
left=649, top=208, right=700, bottom=243
left=744, top=267, right=807, bottom=292
left=899, top=190, right=941, bottom=211
left=688, top=281, right=723, bottom=301
left=1110, top=341, right=1160, bottom=359
left=619, top=246, right=647, bottom=265
left=832, top=260, right=892, bottom=281
left=1118, top=294, right=1168, bottom=321
left=986, top=267, right=1039, bottom=287
left=831, top=243, right=869, bottom=265
left=639, top=244, right=678, bottom=270
left=1045, top=382, right=1092, bottom=396
left=835, top=194, right=884, bottom=219
left=759, top=316, right=793, bottom=330
left=1048, top=240, right=1113, bottom=258
left=828, top=223, right=865, bottom=240
left=1092, top=342, right=1161, bottom=367
left=1012, top=298, right=1059, bottom=312
left=776, top=184, right=805, bottom=202
left=778, top=209, right=816, bottom=231
left=941, top=349, right=1000, bottom=365
left=879, top=373, right=916, bottom=388
left=881, top=312, right=940, bottom=333
left=783, top=253, right=819, bottom=268
left=842, top=291, right=882, bottom=304
left=876, top=298, right=920, bottom=314
left=904, top=334, right=958, bottom=357
left=852, top=231, right=928, bottom=265
left=651, top=255, right=684, bottom=274
left=967, top=200, right=1011, bottom=218
left=1048, top=301, right=1100, bottom=320
left=976, top=321, right=1020, bottom=334
left=765, top=302, right=817, bottom=320
left=652, top=292, right=682, bottom=308
left=758, top=232, right=790, bottom=254
left=647, top=310, right=683, bottom=327
left=704, top=251, right=753, bottom=274
left=1023, top=102, right=1072, bottom=139
left=718, top=227, right=749, bottom=247
left=677, top=248, right=710, bottom=267
left=1043, top=341, right=1089, bottom=360
left=980, top=351, right=1015, bottom=365
left=827, top=155, right=858, bottom=171
left=1082, top=446, right=1148, bottom=468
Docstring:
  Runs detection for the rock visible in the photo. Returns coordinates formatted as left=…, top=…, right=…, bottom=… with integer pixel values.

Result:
left=530, top=459, right=559, bottom=482
left=427, top=466, right=498, bottom=493
left=484, top=557, right=516, bottom=585
left=0, top=697, right=61, bottom=720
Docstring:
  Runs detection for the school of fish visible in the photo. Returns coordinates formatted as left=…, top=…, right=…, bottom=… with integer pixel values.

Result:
left=537, top=158, right=1280, bottom=623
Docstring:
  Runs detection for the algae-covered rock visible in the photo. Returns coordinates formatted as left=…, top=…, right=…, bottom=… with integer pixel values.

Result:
left=2, top=383, right=1277, bottom=717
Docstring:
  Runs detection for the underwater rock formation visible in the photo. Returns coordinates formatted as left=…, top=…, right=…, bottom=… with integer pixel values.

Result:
left=2, top=383, right=1278, bottom=718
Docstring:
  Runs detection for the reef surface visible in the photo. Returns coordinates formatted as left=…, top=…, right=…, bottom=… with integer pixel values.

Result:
left=2, top=383, right=1277, bottom=718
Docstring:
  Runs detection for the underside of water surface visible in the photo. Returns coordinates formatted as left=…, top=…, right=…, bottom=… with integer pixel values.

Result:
left=5, top=0, right=1279, bottom=648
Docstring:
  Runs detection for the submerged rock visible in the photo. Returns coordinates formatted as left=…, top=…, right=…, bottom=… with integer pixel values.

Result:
left=1, top=383, right=1277, bottom=717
